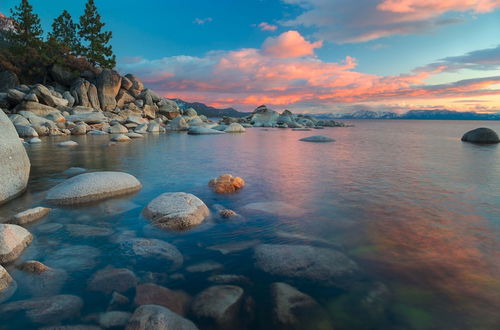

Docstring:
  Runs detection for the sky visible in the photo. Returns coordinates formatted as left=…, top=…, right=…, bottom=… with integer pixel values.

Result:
left=1, top=0, right=500, bottom=113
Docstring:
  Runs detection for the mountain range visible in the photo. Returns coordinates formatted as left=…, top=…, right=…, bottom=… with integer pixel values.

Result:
left=311, top=110, right=500, bottom=120
left=173, top=99, right=249, bottom=118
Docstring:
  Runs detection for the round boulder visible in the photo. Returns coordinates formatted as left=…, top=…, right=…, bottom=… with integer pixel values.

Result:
left=45, top=172, right=142, bottom=205
left=461, top=127, right=499, bottom=144
left=126, top=305, right=199, bottom=330
left=0, top=110, right=30, bottom=204
left=142, top=192, right=210, bottom=230
left=0, top=224, right=33, bottom=264
left=224, top=123, right=246, bottom=133
left=208, top=174, right=245, bottom=194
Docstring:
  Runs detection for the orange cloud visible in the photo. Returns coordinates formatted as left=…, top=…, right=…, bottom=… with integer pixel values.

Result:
left=119, top=31, right=500, bottom=112
left=261, top=30, right=323, bottom=58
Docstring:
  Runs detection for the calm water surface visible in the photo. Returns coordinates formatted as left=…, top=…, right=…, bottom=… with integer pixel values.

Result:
left=1, top=120, right=499, bottom=329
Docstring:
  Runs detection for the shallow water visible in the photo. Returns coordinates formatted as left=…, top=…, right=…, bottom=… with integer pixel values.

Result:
left=1, top=120, right=499, bottom=329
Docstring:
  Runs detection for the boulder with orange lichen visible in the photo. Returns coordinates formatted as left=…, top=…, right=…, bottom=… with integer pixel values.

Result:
left=208, top=174, right=245, bottom=194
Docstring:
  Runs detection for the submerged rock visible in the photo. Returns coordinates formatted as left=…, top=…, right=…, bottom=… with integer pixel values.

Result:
left=100, top=311, right=131, bottom=328
left=111, top=134, right=131, bottom=142
left=15, top=261, right=68, bottom=297
left=16, top=260, right=50, bottom=274
left=0, top=294, right=83, bottom=325
left=0, top=265, right=16, bottom=303
left=0, top=110, right=31, bottom=204
left=57, top=140, right=79, bottom=147
left=242, top=201, right=305, bottom=217
left=186, top=261, right=224, bottom=273
left=88, top=267, right=138, bottom=294
left=191, top=285, right=244, bottom=329
left=0, top=224, right=33, bottom=264
left=66, top=224, right=113, bottom=237
left=208, top=174, right=245, bottom=194
left=271, top=282, right=332, bottom=330
left=120, top=238, right=183, bottom=271
left=461, top=127, right=499, bottom=144
left=254, top=244, right=361, bottom=287
left=8, top=207, right=51, bottom=226
left=126, top=304, right=199, bottom=330
left=44, top=245, right=100, bottom=271
left=299, top=135, right=335, bottom=143
left=134, top=283, right=191, bottom=316
left=142, top=192, right=209, bottom=230
left=219, top=209, right=239, bottom=218
left=45, top=171, right=142, bottom=205
left=187, top=127, right=225, bottom=135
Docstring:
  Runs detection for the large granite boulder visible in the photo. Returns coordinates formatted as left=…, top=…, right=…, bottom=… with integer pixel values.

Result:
left=65, top=112, right=107, bottom=124
left=45, top=172, right=142, bottom=205
left=0, top=224, right=33, bottom=264
left=33, top=84, right=68, bottom=107
left=224, top=123, right=246, bottom=133
left=0, top=294, right=83, bottom=325
left=87, top=83, right=101, bottom=110
left=168, top=116, right=188, bottom=131
left=126, top=305, right=199, bottom=330
left=96, top=69, right=122, bottom=111
left=249, top=105, right=279, bottom=127
left=158, top=99, right=180, bottom=119
left=124, top=74, right=144, bottom=98
left=70, top=78, right=91, bottom=107
left=142, top=192, right=210, bottom=230
left=17, top=101, right=61, bottom=117
left=0, top=110, right=30, bottom=204
left=254, top=244, right=361, bottom=287
left=0, top=70, right=19, bottom=92
left=271, top=282, right=332, bottom=330
left=191, top=285, right=244, bottom=329
left=461, top=127, right=499, bottom=144
left=0, top=265, right=16, bottom=303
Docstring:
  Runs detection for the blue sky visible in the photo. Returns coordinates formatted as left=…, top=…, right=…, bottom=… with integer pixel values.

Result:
left=1, top=0, right=500, bottom=113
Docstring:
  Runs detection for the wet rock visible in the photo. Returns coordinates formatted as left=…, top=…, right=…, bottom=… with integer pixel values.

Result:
left=15, top=261, right=68, bottom=297
left=208, top=174, right=245, bottom=194
left=271, top=282, right=332, bottom=330
left=37, top=223, right=63, bottom=233
left=120, top=238, right=183, bottom=271
left=219, top=209, right=238, bottom=218
left=45, top=171, right=142, bottom=205
left=206, top=240, right=260, bottom=255
left=109, top=291, right=130, bottom=310
left=44, top=245, right=100, bottom=271
left=8, top=207, right=51, bottom=226
left=187, top=127, right=225, bottom=135
left=134, top=283, right=191, bottom=315
left=143, top=192, right=210, bottom=230
left=88, top=267, right=138, bottom=294
left=191, top=285, right=244, bottom=329
left=99, top=311, right=131, bottom=328
left=0, top=110, right=31, bottom=204
left=58, top=140, right=79, bottom=147
left=0, top=265, right=16, bottom=303
left=111, top=134, right=131, bottom=142
left=127, top=132, right=144, bottom=139
left=66, top=224, right=113, bottom=237
left=0, top=294, right=83, bottom=325
left=168, top=116, right=188, bottom=131
left=299, top=136, right=335, bottom=143
left=17, top=260, right=50, bottom=274
left=461, top=127, right=499, bottom=144
left=62, top=167, right=87, bottom=176
left=126, top=304, right=199, bottom=330
left=207, top=274, right=251, bottom=286
left=0, top=224, right=33, bottom=264
left=254, top=244, right=361, bottom=287
left=186, top=261, right=223, bottom=273
left=224, top=123, right=246, bottom=133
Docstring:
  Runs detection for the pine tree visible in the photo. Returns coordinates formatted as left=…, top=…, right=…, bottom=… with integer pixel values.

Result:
left=78, top=0, right=116, bottom=68
left=49, top=10, right=80, bottom=54
left=9, top=0, right=43, bottom=47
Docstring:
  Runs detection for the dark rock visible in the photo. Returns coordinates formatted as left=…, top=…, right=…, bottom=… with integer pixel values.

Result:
left=0, top=70, right=19, bottom=92
left=461, top=127, right=499, bottom=144
left=134, top=283, right=191, bottom=315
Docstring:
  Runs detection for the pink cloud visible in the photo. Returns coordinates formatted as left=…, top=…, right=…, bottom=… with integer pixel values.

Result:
left=118, top=32, right=500, bottom=112
left=261, top=30, right=323, bottom=58
left=258, top=22, right=278, bottom=31
left=281, top=0, right=500, bottom=42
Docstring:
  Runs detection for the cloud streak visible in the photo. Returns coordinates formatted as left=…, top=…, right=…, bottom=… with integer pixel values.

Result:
left=280, top=0, right=500, bottom=42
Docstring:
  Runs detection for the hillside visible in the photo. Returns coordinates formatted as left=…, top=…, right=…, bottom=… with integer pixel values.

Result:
left=173, top=99, right=248, bottom=118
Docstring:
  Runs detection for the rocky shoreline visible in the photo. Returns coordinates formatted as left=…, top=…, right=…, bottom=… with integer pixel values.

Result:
left=0, top=68, right=346, bottom=146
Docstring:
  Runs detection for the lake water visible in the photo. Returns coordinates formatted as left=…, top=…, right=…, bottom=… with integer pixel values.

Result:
left=1, top=120, right=499, bottom=329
